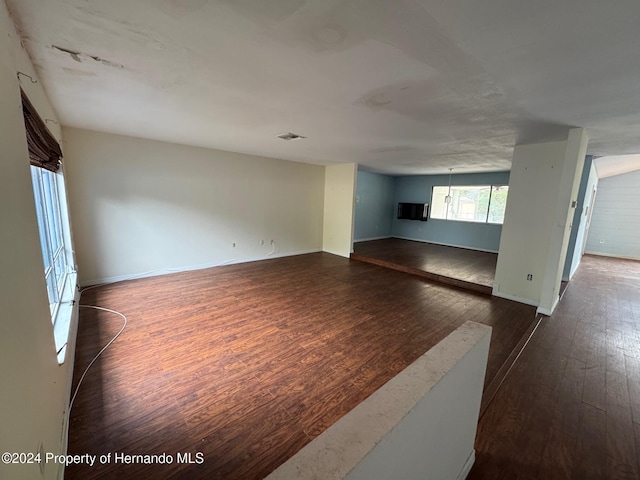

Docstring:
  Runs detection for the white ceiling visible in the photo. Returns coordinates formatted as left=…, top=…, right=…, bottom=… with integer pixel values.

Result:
left=7, top=0, right=640, bottom=175
left=594, top=154, right=640, bottom=179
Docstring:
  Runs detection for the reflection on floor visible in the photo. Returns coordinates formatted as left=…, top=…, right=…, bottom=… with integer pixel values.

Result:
left=352, top=238, right=498, bottom=295
left=470, top=254, right=640, bottom=478
left=66, top=252, right=536, bottom=480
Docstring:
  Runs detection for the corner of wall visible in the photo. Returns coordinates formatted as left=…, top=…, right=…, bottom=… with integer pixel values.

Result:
left=323, top=163, right=357, bottom=257
left=0, top=3, right=76, bottom=479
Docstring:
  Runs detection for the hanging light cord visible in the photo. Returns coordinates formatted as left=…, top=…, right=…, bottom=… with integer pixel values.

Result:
left=445, top=168, right=453, bottom=205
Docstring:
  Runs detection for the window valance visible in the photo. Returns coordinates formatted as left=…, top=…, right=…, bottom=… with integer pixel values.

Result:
left=21, top=88, right=62, bottom=172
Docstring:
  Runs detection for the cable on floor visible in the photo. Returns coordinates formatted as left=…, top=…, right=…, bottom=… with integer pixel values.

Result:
left=69, top=304, right=127, bottom=411
left=68, top=256, right=250, bottom=411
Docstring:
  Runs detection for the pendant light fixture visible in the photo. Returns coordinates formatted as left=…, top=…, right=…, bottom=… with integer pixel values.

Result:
left=444, top=168, right=453, bottom=204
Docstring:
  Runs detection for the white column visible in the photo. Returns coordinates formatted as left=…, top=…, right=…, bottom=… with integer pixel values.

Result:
left=538, top=128, right=588, bottom=314
left=323, top=163, right=357, bottom=257
left=493, top=128, right=588, bottom=314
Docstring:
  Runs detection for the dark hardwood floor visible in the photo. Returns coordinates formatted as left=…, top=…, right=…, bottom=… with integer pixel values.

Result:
left=67, top=252, right=535, bottom=480
left=352, top=238, right=497, bottom=295
left=470, top=255, right=640, bottom=479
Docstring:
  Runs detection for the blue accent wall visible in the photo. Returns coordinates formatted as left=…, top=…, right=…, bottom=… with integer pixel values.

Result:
left=354, top=170, right=395, bottom=241
left=392, top=171, right=510, bottom=252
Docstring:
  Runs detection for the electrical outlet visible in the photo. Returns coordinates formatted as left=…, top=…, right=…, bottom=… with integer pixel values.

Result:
left=526, top=274, right=533, bottom=281
left=232, top=242, right=236, bottom=248
left=260, top=240, right=264, bottom=245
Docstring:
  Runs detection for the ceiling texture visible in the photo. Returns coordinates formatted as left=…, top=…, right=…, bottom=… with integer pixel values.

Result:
left=7, top=0, right=640, bottom=175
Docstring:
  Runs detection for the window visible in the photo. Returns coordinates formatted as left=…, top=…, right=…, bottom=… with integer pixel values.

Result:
left=21, top=88, right=76, bottom=363
left=431, top=185, right=509, bottom=224
left=30, top=166, right=71, bottom=319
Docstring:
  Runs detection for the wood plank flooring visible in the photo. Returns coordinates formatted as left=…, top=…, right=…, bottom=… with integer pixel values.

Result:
left=470, top=255, right=640, bottom=479
left=66, top=252, right=535, bottom=480
left=352, top=238, right=497, bottom=294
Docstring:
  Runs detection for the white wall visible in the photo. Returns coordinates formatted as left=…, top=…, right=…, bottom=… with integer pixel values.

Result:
left=585, top=169, right=640, bottom=260
left=266, top=321, right=491, bottom=480
left=62, top=127, right=326, bottom=285
left=537, top=129, right=587, bottom=313
left=494, top=129, right=587, bottom=314
left=0, top=4, right=77, bottom=479
left=323, top=163, right=357, bottom=257
left=494, top=141, right=567, bottom=306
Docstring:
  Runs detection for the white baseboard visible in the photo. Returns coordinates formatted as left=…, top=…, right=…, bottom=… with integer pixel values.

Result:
left=583, top=250, right=640, bottom=261
left=393, top=236, right=499, bottom=254
left=457, top=449, right=476, bottom=480
left=493, top=289, right=561, bottom=315
left=536, top=295, right=560, bottom=317
left=81, top=249, right=322, bottom=287
left=322, top=248, right=352, bottom=258
left=353, top=235, right=392, bottom=243
left=491, top=289, right=539, bottom=307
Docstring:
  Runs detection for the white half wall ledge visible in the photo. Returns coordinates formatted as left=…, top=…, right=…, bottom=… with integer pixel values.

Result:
left=265, top=320, right=492, bottom=480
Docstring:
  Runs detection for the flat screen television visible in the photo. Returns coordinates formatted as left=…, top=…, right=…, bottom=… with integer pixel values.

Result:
left=397, top=203, right=429, bottom=221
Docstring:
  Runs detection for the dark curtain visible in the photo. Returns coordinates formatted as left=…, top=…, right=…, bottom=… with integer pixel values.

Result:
left=21, top=88, right=62, bottom=172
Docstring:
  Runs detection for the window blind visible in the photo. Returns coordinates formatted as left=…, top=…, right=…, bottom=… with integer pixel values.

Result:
left=21, top=88, right=62, bottom=173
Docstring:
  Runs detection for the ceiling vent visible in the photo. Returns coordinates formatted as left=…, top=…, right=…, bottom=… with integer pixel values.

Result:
left=277, top=132, right=306, bottom=141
